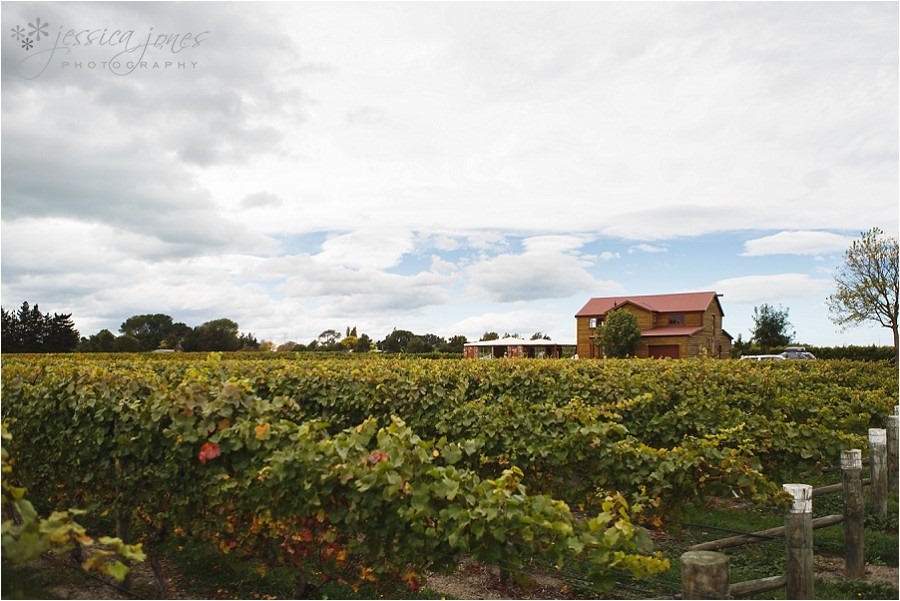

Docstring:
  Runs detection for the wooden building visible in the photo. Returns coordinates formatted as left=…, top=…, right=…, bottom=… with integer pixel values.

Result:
left=575, top=291, right=732, bottom=359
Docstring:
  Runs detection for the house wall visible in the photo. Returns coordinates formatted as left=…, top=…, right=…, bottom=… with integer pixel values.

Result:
left=576, top=317, right=597, bottom=358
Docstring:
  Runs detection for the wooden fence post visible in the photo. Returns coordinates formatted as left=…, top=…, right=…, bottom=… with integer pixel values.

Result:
left=841, top=449, right=865, bottom=580
left=868, top=428, right=888, bottom=518
left=681, top=550, right=729, bottom=599
left=886, top=415, right=898, bottom=495
left=784, top=483, right=814, bottom=600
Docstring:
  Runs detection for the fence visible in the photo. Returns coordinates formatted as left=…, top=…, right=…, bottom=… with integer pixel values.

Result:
left=682, top=407, right=898, bottom=599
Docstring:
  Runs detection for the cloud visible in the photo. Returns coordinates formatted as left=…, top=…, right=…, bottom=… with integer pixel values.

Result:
left=741, top=231, right=853, bottom=256
left=346, top=106, right=389, bottom=125
left=316, top=229, right=414, bottom=270
left=522, top=235, right=593, bottom=254
left=241, top=192, right=284, bottom=209
left=712, top=274, right=832, bottom=304
left=467, top=251, right=623, bottom=302
left=629, top=244, right=668, bottom=254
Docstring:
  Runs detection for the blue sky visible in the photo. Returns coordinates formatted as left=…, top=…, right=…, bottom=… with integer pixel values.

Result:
left=2, top=1, right=897, bottom=348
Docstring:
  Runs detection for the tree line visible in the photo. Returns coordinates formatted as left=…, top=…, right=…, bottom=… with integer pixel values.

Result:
left=0, top=305, right=472, bottom=355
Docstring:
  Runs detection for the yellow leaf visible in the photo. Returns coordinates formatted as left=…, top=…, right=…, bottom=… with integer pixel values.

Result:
left=255, top=423, right=270, bottom=440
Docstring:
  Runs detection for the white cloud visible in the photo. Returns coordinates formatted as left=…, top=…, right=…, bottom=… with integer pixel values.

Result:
left=522, top=235, right=593, bottom=254
left=467, top=251, right=623, bottom=303
left=629, top=244, right=668, bottom=254
left=712, top=274, right=832, bottom=304
left=315, top=229, right=414, bottom=270
left=741, top=231, right=854, bottom=256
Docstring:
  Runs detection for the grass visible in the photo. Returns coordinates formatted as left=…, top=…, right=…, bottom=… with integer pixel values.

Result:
left=2, top=560, right=65, bottom=600
left=604, top=487, right=898, bottom=601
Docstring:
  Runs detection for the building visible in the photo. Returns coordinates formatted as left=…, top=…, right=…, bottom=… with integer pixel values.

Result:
left=463, top=338, right=575, bottom=359
left=575, top=291, right=732, bottom=359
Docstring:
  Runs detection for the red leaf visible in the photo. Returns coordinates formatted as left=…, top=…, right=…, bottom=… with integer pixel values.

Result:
left=199, top=441, right=221, bottom=464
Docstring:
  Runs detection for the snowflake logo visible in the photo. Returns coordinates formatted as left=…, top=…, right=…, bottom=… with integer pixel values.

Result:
left=21, top=37, right=33, bottom=51
left=27, top=17, right=48, bottom=42
left=10, top=25, right=26, bottom=41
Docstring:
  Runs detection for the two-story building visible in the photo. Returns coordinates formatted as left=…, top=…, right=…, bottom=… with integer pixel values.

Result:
left=575, top=291, right=732, bottom=359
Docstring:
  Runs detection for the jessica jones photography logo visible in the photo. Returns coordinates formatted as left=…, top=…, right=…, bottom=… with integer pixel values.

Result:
left=10, top=16, right=209, bottom=79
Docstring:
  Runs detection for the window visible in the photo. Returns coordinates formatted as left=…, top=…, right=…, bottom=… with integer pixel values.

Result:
left=668, top=314, right=685, bottom=326
left=589, top=318, right=597, bottom=328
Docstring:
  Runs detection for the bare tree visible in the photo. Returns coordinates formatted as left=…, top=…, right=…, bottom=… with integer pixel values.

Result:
left=827, top=227, right=899, bottom=361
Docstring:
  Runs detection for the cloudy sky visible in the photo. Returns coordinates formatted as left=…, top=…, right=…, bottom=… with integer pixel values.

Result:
left=2, top=1, right=898, bottom=347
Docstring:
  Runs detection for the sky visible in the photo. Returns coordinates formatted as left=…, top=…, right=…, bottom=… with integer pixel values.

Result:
left=2, top=1, right=898, bottom=348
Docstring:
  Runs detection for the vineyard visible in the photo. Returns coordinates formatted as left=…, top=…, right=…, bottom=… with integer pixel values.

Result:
left=2, top=354, right=897, bottom=597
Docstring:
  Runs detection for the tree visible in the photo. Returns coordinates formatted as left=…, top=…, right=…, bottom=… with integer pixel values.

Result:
left=380, top=329, right=414, bottom=353
left=183, top=319, right=241, bottom=351
left=1, top=301, right=80, bottom=353
left=751, top=304, right=794, bottom=353
left=119, top=314, right=176, bottom=351
left=731, top=333, right=752, bottom=358
left=827, top=227, right=899, bottom=362
left=480, top=332, right=500, bottom=341
left=405, top=336, right=428, bottom=354
left=354, top=334, right=373, bottom=353
left=442, top=335, right=468, bottom=354
left=238, top=332, right=261, bottom=351
left=595, top=308, right=642, bottom=358
left=79, top=329, right=118, bottom=352
left=530, top=332, right=551, bottom=340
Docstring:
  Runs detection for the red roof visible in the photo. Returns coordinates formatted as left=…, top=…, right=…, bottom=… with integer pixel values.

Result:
left=641, top=326, right=704, bottom=337
left=575, top=291, right=722, bottom=317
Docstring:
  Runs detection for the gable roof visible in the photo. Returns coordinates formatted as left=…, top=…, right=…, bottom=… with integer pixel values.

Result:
left=576, top=291, right=723, bottom=317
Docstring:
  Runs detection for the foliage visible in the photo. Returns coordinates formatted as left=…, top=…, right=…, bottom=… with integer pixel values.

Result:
left=119, top=313, right=183, bottom=351
left=1, top=425, right=144, bottom=580
left=182, top=318, right=243, bottom=351
left=594, top=309, right=642, bottom=358
left=750, top=304, right=794, bottom=353
left=379, top=329, right=415, bottom=352
left=1, top=301, right=80, bottom=353
left=827, top=227, right=899, bottom=361
left=2, top=354, right=895, bottom=596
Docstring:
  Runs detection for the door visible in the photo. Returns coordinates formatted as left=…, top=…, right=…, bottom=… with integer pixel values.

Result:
left=649, top=345, right=680, bottom=359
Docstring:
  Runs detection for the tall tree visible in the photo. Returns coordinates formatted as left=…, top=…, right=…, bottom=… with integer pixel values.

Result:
left=594, top=308, right=642, bottom=358
left=827, top=227, right=899, bottom=362
left=751, top=304, right=794, bottom=353
left=1, top=302, right=79, bottom=353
